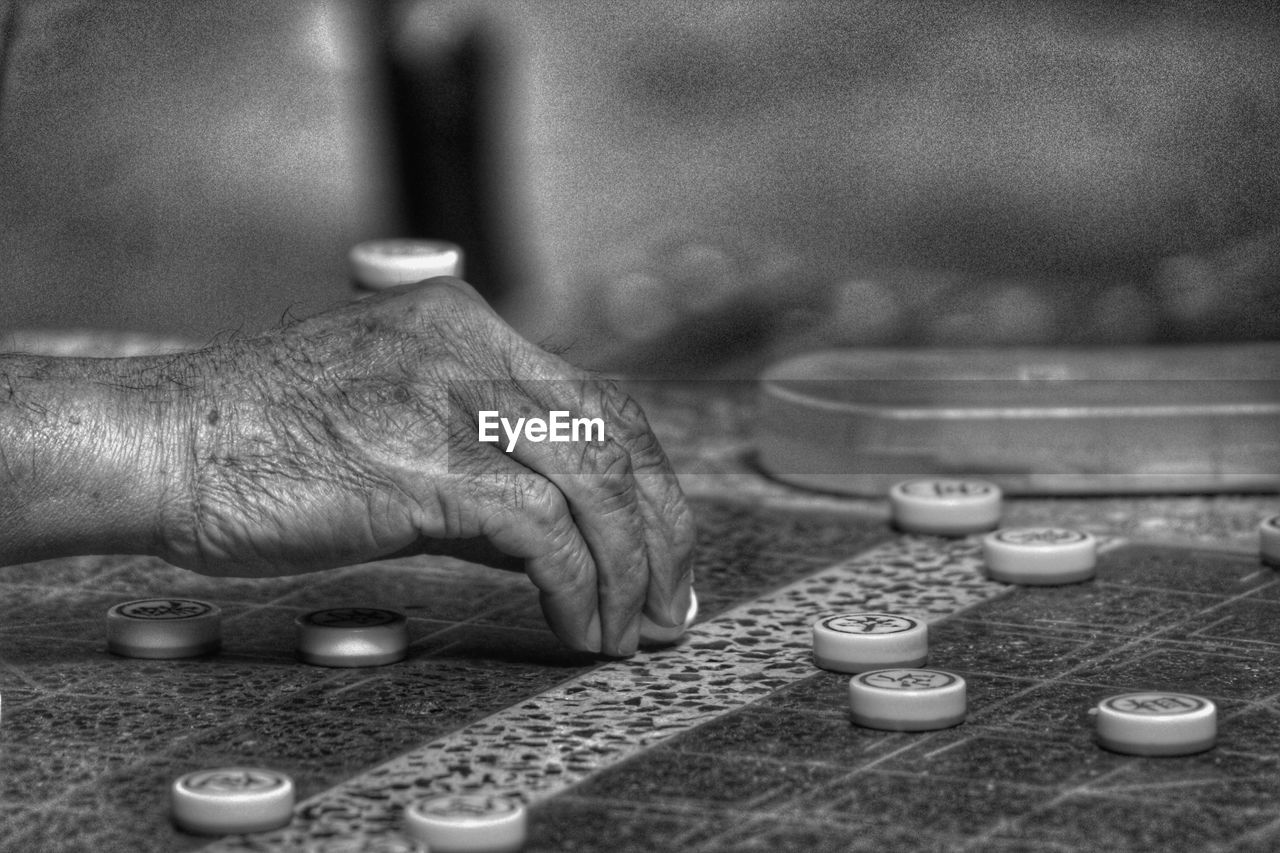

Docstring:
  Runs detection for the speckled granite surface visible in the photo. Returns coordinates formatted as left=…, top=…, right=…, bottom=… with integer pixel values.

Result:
left=0, top=357, right=1276, bottom=852
left=0, top=493, right=900, bottom=852
left=198, top=535, right=1008, bottom=851
left=530, top=543, right=1280, bottom=853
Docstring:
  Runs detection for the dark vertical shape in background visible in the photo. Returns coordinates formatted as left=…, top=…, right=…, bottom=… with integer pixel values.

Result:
left=372, top=2, right=509, bottom=303
left=0, top=0, right=21, bottom=137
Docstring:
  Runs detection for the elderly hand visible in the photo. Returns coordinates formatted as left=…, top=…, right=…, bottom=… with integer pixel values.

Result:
left=0, top=280, right=696, bottom=657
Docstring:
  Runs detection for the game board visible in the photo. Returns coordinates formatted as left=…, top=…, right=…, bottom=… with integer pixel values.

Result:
left=0, top=381, right=1275, bottom=852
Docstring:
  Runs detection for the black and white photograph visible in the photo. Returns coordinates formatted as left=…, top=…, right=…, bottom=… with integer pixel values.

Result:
left=1, top=2, right=1278, bottom=850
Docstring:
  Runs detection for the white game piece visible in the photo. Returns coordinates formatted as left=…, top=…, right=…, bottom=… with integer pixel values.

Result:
left=348, top=238, right=463, bottom=291
left=889, top=479, right=1003, bottom=535
left=848, top=668, right=967, bottom=731
left=1260, top=515, right=1280, bottom=568
left=812, top=612, right=928, bottom=674
left=982, top=527, right=1098, bottom=585
left=295, top=607, right=409, bottom=667
left=106, top=598, right=221, bottom=659
left=1094, top=692, right=1217, bottom=756
left=638, top=587, right=699, bottom=647
left=171, top=767, right=295, bottom=835
left=404, top=792, right=527, bottom=853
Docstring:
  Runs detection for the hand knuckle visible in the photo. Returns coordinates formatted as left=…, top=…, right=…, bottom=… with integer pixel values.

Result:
left=583, top=436, right=633, bottom=481
left=510, top=473, right=567, bottom=526
left=602, top=384, right=650, bottom=433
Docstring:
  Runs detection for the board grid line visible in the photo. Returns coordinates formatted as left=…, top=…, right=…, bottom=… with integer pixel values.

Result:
left=200, top=535, right=1010, bottom=851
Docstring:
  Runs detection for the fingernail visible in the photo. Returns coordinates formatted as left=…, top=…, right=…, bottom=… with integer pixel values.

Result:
left=667, top=577, right=694, bottom=626
left=584, top=611, right=602, bottom=653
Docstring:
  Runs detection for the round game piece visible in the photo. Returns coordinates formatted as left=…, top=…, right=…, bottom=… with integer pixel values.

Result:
left=849, top=668, right=967, bottom=731
left=171, top=767, right=295, bottom=835
left=1094, top=692, right=1217, bottom=756
left=812, top=612, right=928, bottom=674
left=295, top=607, right=409, bottom=667
left=982, top=527, right=1098, bottom=585
left=106, top=598, right=222, bottom=659
left=889, top=479, right=1003, bottom=535
left=1260, top=515, right=1280, bottom=568
left=348, top=238, right=463, bottom=291
left=638, top=587, right=699, bottom=647
left=403, top=792, right=528, bottom=853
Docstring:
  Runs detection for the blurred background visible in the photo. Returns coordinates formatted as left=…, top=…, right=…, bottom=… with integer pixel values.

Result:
left=1, top=0, right=1278, bottom=374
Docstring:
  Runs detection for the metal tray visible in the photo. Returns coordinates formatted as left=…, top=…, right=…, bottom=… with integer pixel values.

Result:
left=756, top=344, right=1280, bottom=495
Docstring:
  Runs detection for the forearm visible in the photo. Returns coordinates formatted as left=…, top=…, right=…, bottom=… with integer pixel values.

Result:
left=0, top=280, right=696, bottom=657
left=0, top=352, right=195, bottom=566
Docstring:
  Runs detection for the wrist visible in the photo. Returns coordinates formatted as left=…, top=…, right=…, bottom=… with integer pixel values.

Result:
left=0, top=352, right=200, bottom=565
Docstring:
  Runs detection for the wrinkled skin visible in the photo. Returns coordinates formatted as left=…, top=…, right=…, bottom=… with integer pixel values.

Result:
left=153, top=279, right=696, bottom=656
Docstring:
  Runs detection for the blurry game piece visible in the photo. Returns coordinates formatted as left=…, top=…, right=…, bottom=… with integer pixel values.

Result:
left=171, top=767, right=295, bottom=835
left=889, top=479, right=1002, bottom=535
left=404, top=792, right=527, bottom=853
left=848, top=668, right=967, bottom=731
left=982, top=527, right=1098, bottom=585
left=812, top=612, right=928, bottom=674
left=1093, top=692, right=1217, bottom=756
left=295, top=607, right=409, bottom=667
left=348, top=238, right=463, bottom=291
left=106, top=598, right=222, bottom=659
left=1260, top=516, right=1280, bottom=568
